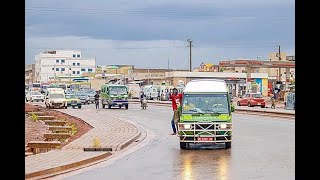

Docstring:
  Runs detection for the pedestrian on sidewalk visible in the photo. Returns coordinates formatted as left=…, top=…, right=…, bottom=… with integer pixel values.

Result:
left=94, top=91, right=100, bottom=109
left=270, top=94, right=276, bottom=109
left=284, top=91, right=288, bottom=109
left=169, top=88, right=182, bottom=135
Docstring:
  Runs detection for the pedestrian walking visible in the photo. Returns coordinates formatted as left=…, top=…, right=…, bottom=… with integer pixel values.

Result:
left=270, top=94, right=276, bottom=109
left=94, top=91, right=100, bottom=109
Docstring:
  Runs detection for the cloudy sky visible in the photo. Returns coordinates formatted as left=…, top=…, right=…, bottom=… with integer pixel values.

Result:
left=26, top=0, right=295, bottom=69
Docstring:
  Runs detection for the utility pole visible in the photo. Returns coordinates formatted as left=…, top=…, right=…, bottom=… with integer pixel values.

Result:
left=147, top=66, right=150, bottom=85
left=167, top=57, right=170, bottom=71
left=187, top=39, right=193, bottom=72
left=275, top=45, right=281, bottom=60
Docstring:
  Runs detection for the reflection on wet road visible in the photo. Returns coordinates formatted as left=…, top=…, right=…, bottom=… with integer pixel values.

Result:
left=51, top=103, right=294, bottom=180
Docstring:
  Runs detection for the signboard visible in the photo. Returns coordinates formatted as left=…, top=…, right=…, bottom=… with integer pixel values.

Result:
left=219, top=61, right=231, bottom=66
left=250, top=61, right=263, bottom=66
left=234, top=61, right=248, bottom=65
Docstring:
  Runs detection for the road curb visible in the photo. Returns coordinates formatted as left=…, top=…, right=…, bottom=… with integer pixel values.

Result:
left=116, top=130, right=142, bottom=151
left=25, top=152, right=112, bottom=179
left=234, top=108, right=295, bottom=115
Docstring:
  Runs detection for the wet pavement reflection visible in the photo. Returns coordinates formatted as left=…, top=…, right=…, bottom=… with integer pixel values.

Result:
left=174, top=148, right=231, bottom=180
left=60, top=103, right=294, bottom=180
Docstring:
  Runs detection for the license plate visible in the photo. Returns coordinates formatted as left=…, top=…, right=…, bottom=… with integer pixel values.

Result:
left=258, top=103, right=261, bottom=105
left=198, top=137, right=213, bottom=141
left=72, top=104, right=77, bottom=106
left=117, top=103, right=122, bottom=105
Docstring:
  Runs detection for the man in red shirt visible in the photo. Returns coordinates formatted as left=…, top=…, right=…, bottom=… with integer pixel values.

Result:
left=170, top=88, right=183, bottom=135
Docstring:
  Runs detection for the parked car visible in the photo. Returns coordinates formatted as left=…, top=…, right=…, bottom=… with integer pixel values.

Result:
left=65, top=94, right=82, bottom=108
left=237, top=93, right=265, bottom=108
left=26, top=91, right=45, bottom=102
left=75, top=92, right=89, bottom=104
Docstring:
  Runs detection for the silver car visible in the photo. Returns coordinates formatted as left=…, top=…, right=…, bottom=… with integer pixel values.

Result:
left=75, top=92, right=89, bottom=104
left=86, top=91, right=96, bottom=103
left=26, top=91, right=45, bottom=102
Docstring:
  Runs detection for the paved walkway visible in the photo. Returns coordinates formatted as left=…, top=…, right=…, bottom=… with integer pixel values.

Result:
left=25, top=108, right=141, bottom=178
left=61, top=109, right=140, bottom=150
left=235, top=106, right=295, bottom=114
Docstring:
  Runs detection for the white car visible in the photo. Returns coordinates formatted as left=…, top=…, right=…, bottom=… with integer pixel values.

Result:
left=26, top=91, right=45, bottom=102
left=45, top=88, right=67, bottom=109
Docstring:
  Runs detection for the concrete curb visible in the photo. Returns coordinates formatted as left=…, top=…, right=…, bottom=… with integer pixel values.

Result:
left=234, top=108, right=295, bottom=115
left=25, top=152, right=112, bottom=179
left=116, top=131, right=142, bottom=151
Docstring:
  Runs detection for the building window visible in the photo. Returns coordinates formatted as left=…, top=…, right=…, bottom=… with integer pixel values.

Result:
left=88, top=68, right=93, bottom=72
left=56, top=60, right=59, bottom=63
left=77, top=54, right=80, bottom=58
left=77, top=63, right=80, bottom=66
left=61, top=68, right=65, bottom=71
left=73, top=63, right=76, bottom=66
left=52, top=68, right=54, bottom=70
left=81, top=68, right=86, bottom=71
left=77, top=71, right=80, bottom=74
left=69, top=68, right=72, bottom=70
left=73, top=71, right=75, bottom=74
left=56, top=68, right=59, bottom=71
left=61, top=60, right=65, bottom=63
left=73, top=54, right=76, bottom=58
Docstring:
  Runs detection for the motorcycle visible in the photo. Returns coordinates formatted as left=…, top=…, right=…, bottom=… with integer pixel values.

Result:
left=141, top=97, right=147, bottom=109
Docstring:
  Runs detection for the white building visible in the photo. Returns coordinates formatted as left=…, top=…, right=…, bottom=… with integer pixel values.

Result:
left=35, top=50, right=96, bottom=83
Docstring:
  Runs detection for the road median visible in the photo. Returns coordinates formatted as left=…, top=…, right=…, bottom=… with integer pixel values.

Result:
left=25, top=108, right=143, bottom=179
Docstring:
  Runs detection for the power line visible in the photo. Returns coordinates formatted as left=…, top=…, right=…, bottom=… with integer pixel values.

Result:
left=25, top=7, right=294, bottom=21
left=26, top=45, right=291, bottom=51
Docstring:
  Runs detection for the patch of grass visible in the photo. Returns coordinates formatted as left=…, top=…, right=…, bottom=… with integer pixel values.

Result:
left=70, top=123, right=77, bottom=135
left=93, top=138, right=101, bottom=148
left=30, top=112, right=38, bottom=122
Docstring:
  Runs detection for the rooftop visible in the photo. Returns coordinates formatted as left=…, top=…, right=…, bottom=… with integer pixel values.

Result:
left=184, top=79, right=228, bottom=93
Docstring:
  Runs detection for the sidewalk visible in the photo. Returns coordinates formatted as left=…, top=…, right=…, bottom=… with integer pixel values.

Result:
left=235, top=106, right=295, bottom=114
left=25, top=109, right=141, bottom=179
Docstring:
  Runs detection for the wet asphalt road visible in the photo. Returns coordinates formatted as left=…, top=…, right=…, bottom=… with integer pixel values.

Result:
left=31, top=102, right=294, bottom=180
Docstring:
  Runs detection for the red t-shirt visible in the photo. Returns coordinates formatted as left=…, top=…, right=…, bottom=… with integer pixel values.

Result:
left=170, top=93, right=182, bottom=111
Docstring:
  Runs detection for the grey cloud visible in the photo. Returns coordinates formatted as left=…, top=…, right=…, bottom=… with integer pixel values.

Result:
left=25, top=0, right=294, bottom=68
